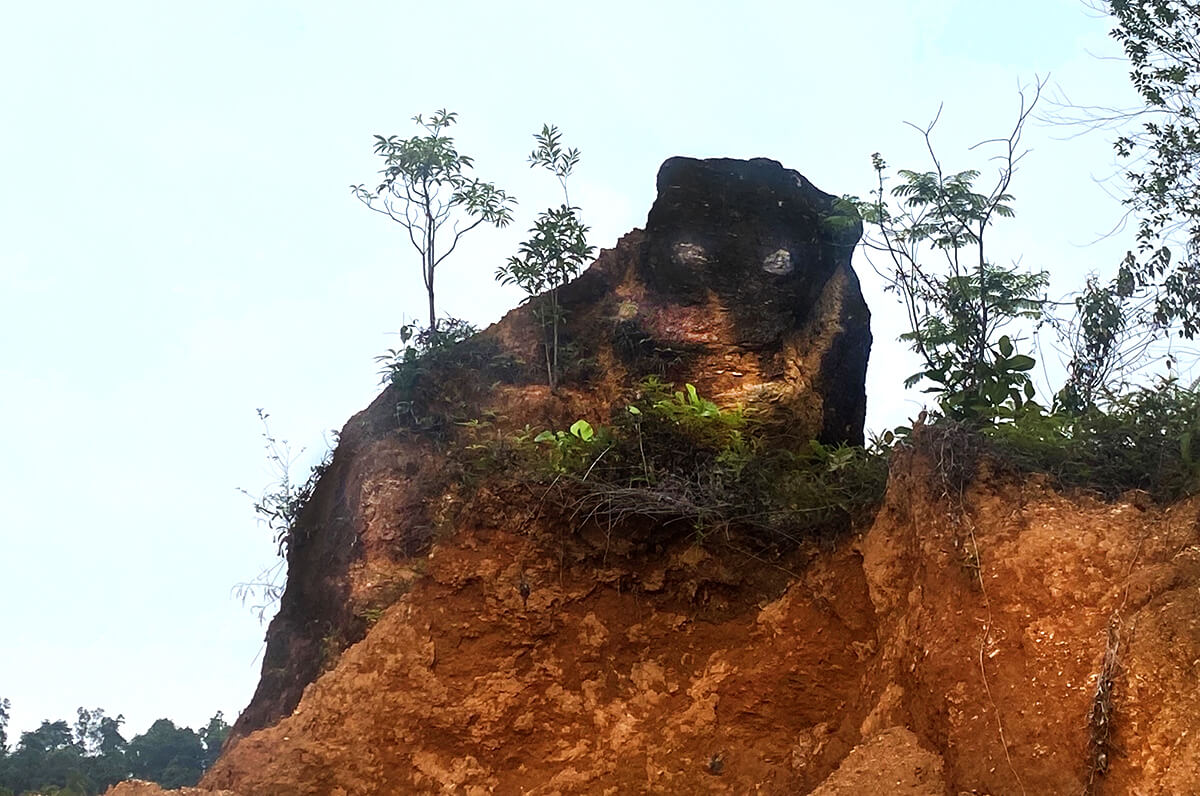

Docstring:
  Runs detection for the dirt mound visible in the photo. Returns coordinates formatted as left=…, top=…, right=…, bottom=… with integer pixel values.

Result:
left=205, top=531, right=876, bottom=794
left=106, top=781, right=239, bottom=796
left=102, top=427, right=1200, bottom=794
left=808, top=727, right=945, bottom=795
left=857, top=430, right=1200, bottom=794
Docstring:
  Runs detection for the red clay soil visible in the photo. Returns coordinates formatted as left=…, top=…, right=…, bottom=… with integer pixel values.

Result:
left=126, top=430, right=1191, bottom=795
left=103, top=431, right=1200, bottom=795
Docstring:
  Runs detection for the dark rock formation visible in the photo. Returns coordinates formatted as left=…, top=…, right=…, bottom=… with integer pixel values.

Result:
left=227, top=156, right=872, bottom=744
left=636, top=156, right=870, bottom=443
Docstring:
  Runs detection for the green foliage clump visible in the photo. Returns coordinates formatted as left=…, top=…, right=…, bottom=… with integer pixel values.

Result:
left=376, top=318, right=520, bottom=433
left=126, top=719, right=205, bottom=789
left=496, top=124, right=595, bottom=390
left=533, top=419, right=611, bottom=474
left=464, top=380, right=888, bottom=550
left=985, top=377, right=1200, bottom=501
left=1105, top=0, right=1200, bottom=340
left=375, top=317, right=479, bottom=392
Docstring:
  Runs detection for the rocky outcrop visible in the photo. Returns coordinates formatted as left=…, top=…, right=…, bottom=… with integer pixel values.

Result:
left=225, top=156, right=873, bottom=748
left=641, top=157, right=868, bottom=442
left=168, top=156, right=1200, bottom=795
left=636, top=156, right=869, bottom=444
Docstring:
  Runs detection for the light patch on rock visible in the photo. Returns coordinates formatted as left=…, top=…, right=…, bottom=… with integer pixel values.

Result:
left=672, top=241, right=710, bottom=266
left=763, top=248, right=794, bottom=275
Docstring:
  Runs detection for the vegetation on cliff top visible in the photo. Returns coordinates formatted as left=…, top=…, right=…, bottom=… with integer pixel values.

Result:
left=456, top=378, right=890, bottom=554
left=854, top=71, right=1199, bottom=502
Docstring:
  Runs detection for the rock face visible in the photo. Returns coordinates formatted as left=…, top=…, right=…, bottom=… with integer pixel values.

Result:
left=225, top=156, right=873, bottom=749
left=638, top=157, right=869, bottom=444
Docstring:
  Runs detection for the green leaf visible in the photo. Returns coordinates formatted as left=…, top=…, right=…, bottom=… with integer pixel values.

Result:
left=1007, top=355, right=1036, bottom=371
left=534, top=431, right=556, bottom=444
left=999, top=335, right=1014, bottom=358
left=569, top=419, right=594, bottom=442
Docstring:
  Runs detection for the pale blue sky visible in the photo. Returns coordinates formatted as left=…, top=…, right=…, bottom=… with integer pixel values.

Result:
left=1, top=1, right=1149, bottom=738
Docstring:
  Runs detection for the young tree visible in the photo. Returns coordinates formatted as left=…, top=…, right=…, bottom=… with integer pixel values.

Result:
left=496, top=124, right=595, bottom=390
left=1052, top=274, right=1128, bottom=411
left=1104, top=0, right=1200, bottom=340
left=198, top=711, right=230, bottom=771
left=857, top=81, right=1049, bottom=424
left=1041, top=3, right=1200, bottom=404
left=352, top=110, right=516, bottom=331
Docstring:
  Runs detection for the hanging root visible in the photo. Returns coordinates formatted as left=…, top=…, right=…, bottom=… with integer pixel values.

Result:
left=1086, top=613, right=1121, bottom=794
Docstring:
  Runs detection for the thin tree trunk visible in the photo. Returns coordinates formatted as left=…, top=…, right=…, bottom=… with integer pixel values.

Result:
left=427, top=268, right=437, bottom=332
left=426, top=204, right=437, bottom=331
left=552, top=291, right=560, bottom=390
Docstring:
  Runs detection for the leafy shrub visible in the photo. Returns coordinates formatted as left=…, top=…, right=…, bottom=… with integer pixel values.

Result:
left=984, top=378, right=1200, bottom=501
left=236, top=410, right=336, bottom=621
left=534, top=419, right=612, bottom=474
left=376, top=318, right=521, bottom=433
left=375, top=316, right=479, bottom=389
left=467, top=381, right=889, bottom=550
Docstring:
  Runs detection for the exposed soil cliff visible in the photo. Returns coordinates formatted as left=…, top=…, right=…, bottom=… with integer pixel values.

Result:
left=108, top=159, right=1200, bottom=795
left=111, top=435, right=1200, bottom=795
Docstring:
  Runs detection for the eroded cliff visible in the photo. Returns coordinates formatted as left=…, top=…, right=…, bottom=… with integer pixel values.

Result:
left=107, top=159, right=1200, bottom=795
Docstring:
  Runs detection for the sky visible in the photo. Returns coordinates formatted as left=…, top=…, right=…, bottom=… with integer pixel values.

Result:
left=0, top=0, right=1161, bottom=740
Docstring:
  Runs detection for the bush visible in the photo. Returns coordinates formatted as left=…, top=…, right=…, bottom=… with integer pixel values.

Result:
left=984, top=378, right=1200, bottom=501
left=236, top=410, right=336, bottom=621
left=376, top=318, right=520, bottom=434
left=459, top=380, right=889, bottom=551
left=375, top=317, right=480, bottom=390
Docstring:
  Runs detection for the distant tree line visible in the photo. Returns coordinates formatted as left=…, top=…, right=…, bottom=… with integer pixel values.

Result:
left=0, top=698, right=228, bottom=796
